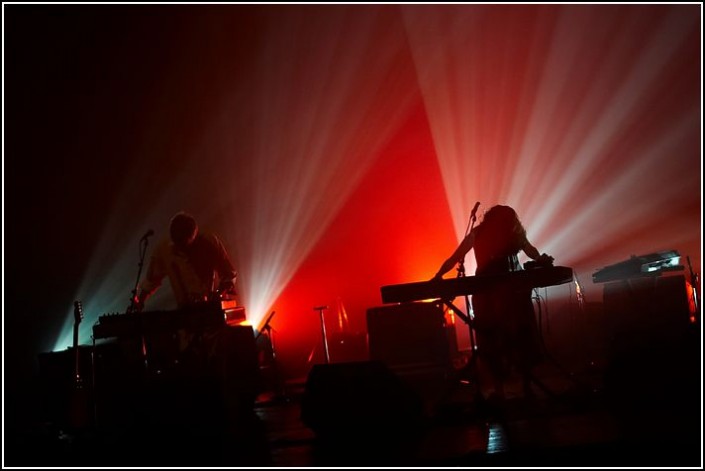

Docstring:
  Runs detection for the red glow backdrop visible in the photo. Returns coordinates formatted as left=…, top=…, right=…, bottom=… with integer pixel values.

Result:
left=12, top=5, right=697, bottom=380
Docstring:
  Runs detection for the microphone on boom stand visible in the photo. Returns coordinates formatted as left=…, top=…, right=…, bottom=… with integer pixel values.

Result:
left=458, top=202, right=481, bottom=278
left=470, top=201, right=480, bottom=223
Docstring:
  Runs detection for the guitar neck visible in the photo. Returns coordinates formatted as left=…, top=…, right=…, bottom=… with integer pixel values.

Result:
left=73, top=301, right=83, bottom=382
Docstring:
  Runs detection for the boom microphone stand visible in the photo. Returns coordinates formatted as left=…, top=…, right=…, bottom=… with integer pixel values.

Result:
left=125, top=229, right=154, bottom=374
left=126, top=229, right=153, bottom=314
left=457, top=202, right=480, bottom=385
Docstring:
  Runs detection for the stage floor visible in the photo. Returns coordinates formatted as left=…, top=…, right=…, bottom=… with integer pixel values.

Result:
left=5, top=341, right=702, bottom=468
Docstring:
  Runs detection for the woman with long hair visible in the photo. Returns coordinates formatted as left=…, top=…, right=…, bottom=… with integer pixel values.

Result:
left=433, top=205, right=554, bottom=401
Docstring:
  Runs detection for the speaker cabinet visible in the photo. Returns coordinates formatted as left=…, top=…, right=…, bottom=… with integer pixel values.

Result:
left=367, top=301, right=455, bottom=370
left=300, top=361, right=424, bottom=437
left=603, top=274, right=694, bottom=342
left=601, top=274, right=699, bottom=409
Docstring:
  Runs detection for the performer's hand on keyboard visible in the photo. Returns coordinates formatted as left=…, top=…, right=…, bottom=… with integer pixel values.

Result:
left=537, top=253, right=554, bottom=266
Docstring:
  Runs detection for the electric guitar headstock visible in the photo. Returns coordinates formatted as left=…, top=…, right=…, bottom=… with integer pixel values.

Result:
left=73, top=300, right=83, bottom=350
left=74, top=300, right=84, bottom=326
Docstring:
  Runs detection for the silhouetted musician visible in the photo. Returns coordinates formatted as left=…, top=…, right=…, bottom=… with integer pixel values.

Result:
left=131, top=212, right=238, bottom=313
left=429, top=205, right=564, bottom=401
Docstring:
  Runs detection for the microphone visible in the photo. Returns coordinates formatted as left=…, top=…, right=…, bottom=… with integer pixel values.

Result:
left=470, top=201, right=481, bottom=221
left=140, top=229, right=155, bottom=241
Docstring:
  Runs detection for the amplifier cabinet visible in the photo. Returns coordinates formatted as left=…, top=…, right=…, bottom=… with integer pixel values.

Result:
left=366, top=301, right=455, bottom=369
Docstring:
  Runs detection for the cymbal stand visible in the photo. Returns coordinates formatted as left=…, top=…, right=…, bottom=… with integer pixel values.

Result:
left=313, top=305, right=331, bottom=364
